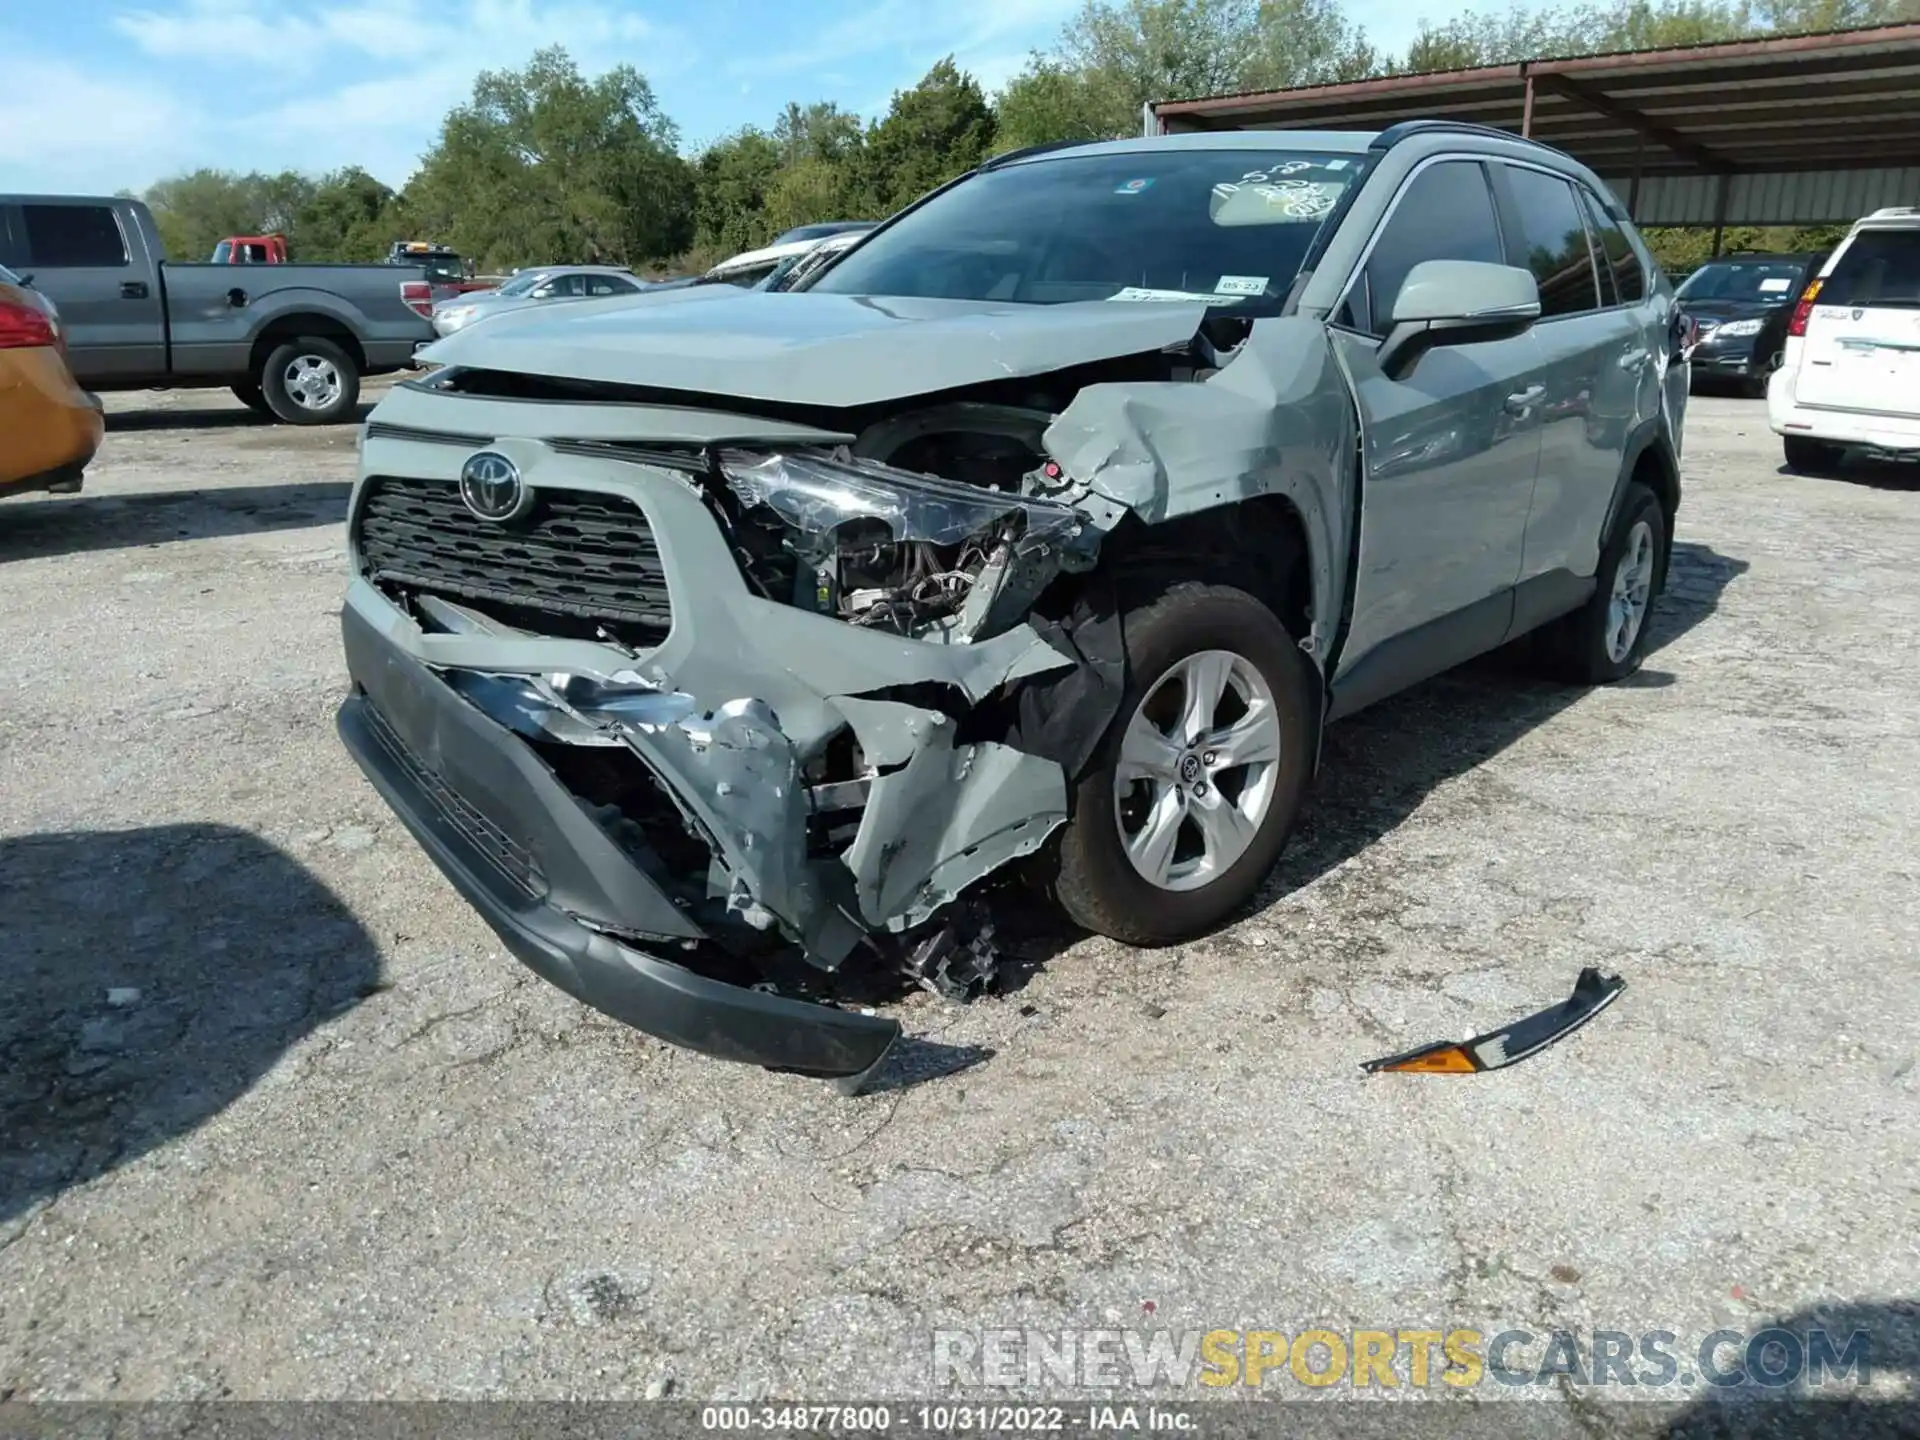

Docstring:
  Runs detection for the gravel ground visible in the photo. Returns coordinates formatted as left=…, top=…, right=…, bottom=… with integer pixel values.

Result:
left=1, top=384, right=1916, bottom=1427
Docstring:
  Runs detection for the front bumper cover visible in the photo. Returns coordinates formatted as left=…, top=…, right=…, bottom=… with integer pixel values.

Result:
left=337, top=601, right=900, bottom=1081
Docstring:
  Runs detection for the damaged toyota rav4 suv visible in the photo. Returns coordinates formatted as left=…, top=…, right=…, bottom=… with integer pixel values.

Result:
left=338, top=122, right=1689, bottom=1087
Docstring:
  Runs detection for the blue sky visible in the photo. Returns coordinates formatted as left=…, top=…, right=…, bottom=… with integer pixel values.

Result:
left=3, top=0, right=1431, bottom=196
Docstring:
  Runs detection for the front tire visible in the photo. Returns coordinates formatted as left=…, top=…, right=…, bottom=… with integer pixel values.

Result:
left=1050, top=580, right=1316, bottom=947
left=259, top=337, right=360, bottom=425
left=1783, top=435, right=1844, bottom=475
left=1535, top=482, right=1668, bottom=684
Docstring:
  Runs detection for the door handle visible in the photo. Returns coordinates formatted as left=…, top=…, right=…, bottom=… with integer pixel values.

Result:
left=1618, top=348, right=1650, bottom=372
left=1504, top=384, right=1546, bottom=414
left=120, top=281, right=149, bottom=300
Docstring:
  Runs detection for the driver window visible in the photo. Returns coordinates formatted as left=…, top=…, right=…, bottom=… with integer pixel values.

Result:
left=1348, top=161, right=1505, bottom=337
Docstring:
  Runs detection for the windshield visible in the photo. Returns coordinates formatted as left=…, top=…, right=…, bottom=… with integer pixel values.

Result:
left=1820, top=229, right=1920, bottom=310
left=421, top=258, right=464, bottom=283
left=496, top=272, right=546, bottom=297
left=808, top=148, right=1358, bottom=309
left=1676, top=259, right=1807, bottom=304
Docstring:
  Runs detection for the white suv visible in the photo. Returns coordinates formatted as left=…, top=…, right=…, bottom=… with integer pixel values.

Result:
left=1769, top=207, right=1920, bottom=473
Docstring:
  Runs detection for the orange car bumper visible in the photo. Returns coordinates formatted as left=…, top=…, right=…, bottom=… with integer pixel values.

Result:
left=0, top=346, right=104, bottom=496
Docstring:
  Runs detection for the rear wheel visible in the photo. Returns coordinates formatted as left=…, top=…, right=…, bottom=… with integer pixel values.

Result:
left=1783, top=435, right=1844, bottom=476
left=258, top=337, right=360, bottom=425
left=1050, top=580, right=1316, bottom=947
left=1534, top=482, right=1668, bottom=685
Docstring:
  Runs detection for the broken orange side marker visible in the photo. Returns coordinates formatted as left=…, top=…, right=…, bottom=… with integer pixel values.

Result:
left=1361, top=967, right=1626, bottom=1075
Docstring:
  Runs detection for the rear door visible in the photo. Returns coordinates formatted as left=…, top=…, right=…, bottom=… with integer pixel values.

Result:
left=1794, top=225, right=1920, bottom=418
left=17, top=200, right=165, bottom=382
left=1489, top=163, right=1630, bottom=593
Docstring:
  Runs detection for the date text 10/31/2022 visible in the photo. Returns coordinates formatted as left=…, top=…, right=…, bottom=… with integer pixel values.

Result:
left=699, top=1405, right=1197, bottom=1432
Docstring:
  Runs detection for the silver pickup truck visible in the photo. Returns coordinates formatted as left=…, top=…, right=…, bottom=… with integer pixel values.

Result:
left=0, top=195, right=436, bottom=424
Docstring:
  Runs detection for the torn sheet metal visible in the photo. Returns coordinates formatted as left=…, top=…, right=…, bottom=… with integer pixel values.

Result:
left=530, top=674, right=869, bottom=966
left=1036, top=316, right=1357, bottom=660
left=1361, top=968, right=1627, bottom=1075
left=834, top=695, right=1068, bottom=932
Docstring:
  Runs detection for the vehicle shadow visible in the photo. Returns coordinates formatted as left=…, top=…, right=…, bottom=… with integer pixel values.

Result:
left=104, top=401, right=375, bottom=433
left=0, top=825, right=381, bottom=1227
left=1659, top=1299, right=1918, bottom=1438
left=1791, top=459, right=1920, bottom=493
left=0, top=481, right=350, bottom=561
left=1256, top=539, right=1748, bottom=907
left=973, top=541, right=1749, bottom=995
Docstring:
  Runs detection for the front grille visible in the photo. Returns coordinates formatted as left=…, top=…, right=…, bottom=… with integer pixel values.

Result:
left=359, top=697, right=546, bottom=898
left=356, top=476, right=672, bottom=641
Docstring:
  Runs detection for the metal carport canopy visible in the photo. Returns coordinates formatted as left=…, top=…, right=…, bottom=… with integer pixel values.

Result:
left=1147, top=23, right=1920, bottom=227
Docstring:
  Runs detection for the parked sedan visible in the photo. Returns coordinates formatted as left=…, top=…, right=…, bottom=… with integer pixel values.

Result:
left=1675, top=252, right=1823, bottom=395
left=0, top=264, right=103, bottom=499
left=431, top=265, right=650, bottom=337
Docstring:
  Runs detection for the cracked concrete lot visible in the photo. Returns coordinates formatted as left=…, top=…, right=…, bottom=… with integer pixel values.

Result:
left=2, top=384, right=1916, bottom=1424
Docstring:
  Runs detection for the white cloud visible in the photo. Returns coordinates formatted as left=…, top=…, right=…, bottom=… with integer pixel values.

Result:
left=727, top=0, right=1073, bottom=84
left=244, top=0, right=701, bottom=185
left=0, top=47, right=204, bottom=194
left=112, top=0, right=436, bottom=69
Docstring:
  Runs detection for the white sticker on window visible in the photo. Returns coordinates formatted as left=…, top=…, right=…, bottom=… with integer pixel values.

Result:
left=1107, top=286, right=1217, bottom=303
left=1759, top=277, right=1792, bottom=293
left=1215, top=275, right=1268, bottom=296
left=1325, top=159, right=1349, bottom=170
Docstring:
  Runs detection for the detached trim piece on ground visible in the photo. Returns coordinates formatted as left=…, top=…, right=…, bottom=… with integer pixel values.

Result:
left=1361, top=967, right=1627, bottom=1075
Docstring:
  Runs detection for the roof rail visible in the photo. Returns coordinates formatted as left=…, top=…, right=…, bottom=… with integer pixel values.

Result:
left=1370, top=119, right=1562, bottom=154
left=979, top=138, right=1096, bottom=170
left=1863, top=206, right=1920, bottom=219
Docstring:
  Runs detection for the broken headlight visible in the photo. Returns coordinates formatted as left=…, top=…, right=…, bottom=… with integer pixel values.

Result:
left=718, top=449, right=1094, bottom=640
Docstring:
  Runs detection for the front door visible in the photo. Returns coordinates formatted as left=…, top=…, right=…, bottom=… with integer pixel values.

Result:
left=17, top=201, right=165, bottom=383
left=1330, top=158, right=1542, bottom=688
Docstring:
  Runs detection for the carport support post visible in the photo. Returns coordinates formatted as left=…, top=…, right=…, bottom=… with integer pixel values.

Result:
left=1627, top=136, right=1645, bottom=219
left=1709, top=170, right=1733, bottom=257
left=1521, top=73, right=1534, bottom=137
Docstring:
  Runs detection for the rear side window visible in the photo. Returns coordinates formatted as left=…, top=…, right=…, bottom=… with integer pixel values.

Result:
left=1821, top=229, right=1920, bottom=310
left=1352, top=160, right=1505, bottom=336
left=22, top=204, right=129, bottom=268
left=1501, top=167, right=1600, bottom=319
left=1579, top=189, right=1645, bottom=304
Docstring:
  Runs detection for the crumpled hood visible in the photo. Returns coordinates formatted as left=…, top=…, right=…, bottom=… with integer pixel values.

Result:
left=416, top=288, right=1214, bottom=408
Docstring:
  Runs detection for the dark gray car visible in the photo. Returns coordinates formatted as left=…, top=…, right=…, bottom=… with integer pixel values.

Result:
left=0, top=195, right=435, bottom=424
left=338, top=122, right=1690, bottom=1085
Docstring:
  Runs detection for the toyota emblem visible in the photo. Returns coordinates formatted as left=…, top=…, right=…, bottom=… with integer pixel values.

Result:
left=458, top=450, right=531, bottom=523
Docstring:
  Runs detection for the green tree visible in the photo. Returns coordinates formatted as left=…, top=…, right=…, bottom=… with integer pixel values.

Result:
left=295, top=168, right=399, bottom=261
left=858, top=58, right=996, bottom=213
left=993, top=60, right=1114, bottom=150
left=407, top=46, right=692, bottom=271
left=997, top=0, right=1384, bottom=143
left=142, top=169, right=272, bottom=261
left=692, top=127, right=786, bottom=255
left=773, top=101, right=865, bottom=166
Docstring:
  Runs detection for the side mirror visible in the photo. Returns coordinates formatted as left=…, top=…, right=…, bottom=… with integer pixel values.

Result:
left=1378, top=260, right=1542, bottom=379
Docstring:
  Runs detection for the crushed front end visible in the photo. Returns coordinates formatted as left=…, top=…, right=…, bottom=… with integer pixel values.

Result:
left=336, top=380, right=1101, bottom=1081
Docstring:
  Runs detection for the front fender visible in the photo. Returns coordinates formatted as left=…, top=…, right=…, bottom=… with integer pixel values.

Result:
left=1039, top=315, right=1356, bottom=666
